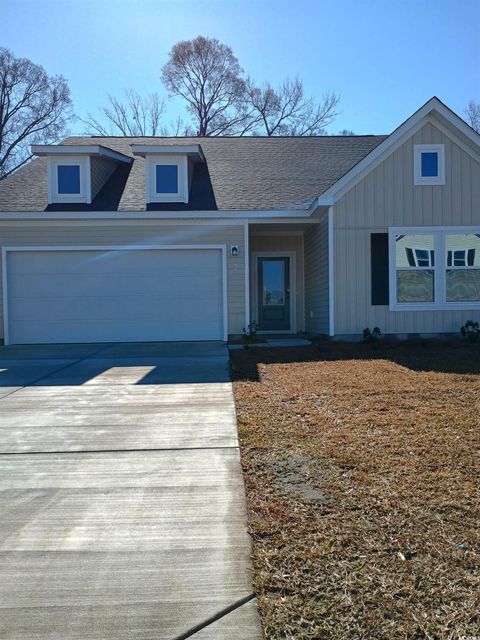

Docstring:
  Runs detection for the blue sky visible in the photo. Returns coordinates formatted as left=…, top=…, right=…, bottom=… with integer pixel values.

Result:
left=1, top=0, right=479, bottom=135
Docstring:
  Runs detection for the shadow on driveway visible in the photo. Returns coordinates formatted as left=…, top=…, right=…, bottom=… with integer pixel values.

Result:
left=0, top=341, right=231, bottom=387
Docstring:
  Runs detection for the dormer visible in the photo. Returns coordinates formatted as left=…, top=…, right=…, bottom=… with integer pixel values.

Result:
left=32, top=144, right=132, bottom=204
left=130, top=144, right=205, bottom=204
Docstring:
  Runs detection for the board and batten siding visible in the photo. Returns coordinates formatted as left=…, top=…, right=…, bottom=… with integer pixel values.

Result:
left=249, top=234, right=304, bottom=331
left=333, top=119, right=480, bottom=335
left=304, top=212, right=329, bottom=334
left=0, top=221, right=246, bottom=340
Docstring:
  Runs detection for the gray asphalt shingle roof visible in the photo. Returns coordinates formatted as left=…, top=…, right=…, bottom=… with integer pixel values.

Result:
left=0, top=135, right=387, bottom=212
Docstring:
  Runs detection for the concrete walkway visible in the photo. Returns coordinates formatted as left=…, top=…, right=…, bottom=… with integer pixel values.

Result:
left=0, top=342, right=261, bottom=640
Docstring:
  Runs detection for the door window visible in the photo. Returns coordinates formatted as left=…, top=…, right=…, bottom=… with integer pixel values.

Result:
left=262, top=260, right=285, bottom=305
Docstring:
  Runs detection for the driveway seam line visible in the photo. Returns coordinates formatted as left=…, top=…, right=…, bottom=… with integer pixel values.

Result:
left=171, top=593, right=256, bottom=640
left=0, top=445, right=240, bottom=456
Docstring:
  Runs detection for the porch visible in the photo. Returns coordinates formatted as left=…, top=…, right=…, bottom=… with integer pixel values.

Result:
left=247, top=220, right=331, bottom=337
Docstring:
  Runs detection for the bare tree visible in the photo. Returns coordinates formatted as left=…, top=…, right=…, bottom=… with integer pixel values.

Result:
left=161, top=36, right=252, bottom=136
left=465, top=100, right=480, bottom=133
left=247, top=77, right=339, bottom=136
left=83, top=89, right=166, bottom=136
left=337, top=129, right=355, bottom=136
left=0, top=47, right=72, bottom=179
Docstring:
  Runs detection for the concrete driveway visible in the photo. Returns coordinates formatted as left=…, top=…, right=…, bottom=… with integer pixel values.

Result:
left=0, top=342, right=261, bottom=640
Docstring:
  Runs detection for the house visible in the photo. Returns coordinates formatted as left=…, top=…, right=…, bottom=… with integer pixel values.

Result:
left=0, top=97, right=479, bottom=345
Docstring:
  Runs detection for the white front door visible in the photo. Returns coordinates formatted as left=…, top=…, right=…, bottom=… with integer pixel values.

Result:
left=4, top=247, right=225, bottom=344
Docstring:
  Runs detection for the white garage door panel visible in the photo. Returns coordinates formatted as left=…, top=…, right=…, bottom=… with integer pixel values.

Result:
left=11, top=273, right=222, bottom=299
left=5, top=249, right=225, bottom=344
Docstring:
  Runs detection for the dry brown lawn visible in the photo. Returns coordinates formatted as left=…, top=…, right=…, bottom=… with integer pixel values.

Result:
left=231, top=341, right=480, bottom=640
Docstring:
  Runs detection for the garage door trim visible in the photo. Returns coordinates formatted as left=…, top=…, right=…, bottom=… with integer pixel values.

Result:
left=1, top=245, right=228, bottom=345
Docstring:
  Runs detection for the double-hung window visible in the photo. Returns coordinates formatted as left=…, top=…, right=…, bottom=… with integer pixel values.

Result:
left=389, top=228, right=480, bottom=310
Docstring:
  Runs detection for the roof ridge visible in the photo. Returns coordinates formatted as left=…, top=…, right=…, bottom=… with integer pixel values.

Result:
left=64, top=134, right=387, bottom=140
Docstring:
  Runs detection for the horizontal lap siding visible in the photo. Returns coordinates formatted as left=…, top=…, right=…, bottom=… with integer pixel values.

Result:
left=304, top=213, right=329, bottom=334
left=0, top=222, right=245, bottom=340
left=334, top=120, right=480, bottom=335
left=90, top=157, right=118, bottom=199
left=249, top=234, right=304, bottom=331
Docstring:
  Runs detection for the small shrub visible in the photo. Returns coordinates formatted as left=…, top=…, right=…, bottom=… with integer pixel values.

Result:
left=242, top=321, right=259, bottom=342
left=363, top=327, right=381, bottom=343
left=460, top=320, right=480, bottom=343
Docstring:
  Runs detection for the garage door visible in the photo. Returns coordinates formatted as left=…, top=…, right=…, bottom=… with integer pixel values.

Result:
left=4, top=247, right=225, bottom=344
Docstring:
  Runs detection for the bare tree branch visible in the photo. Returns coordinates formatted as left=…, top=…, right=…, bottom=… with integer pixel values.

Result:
left=247, top=77, right=340, bottom=136
left=159, top=115, right=192, bottom=136
left=82, top=90, right=166, bottom=136
left=0, top=47, right=72, bottom=179
left=465, top=100, right=480, bottom=133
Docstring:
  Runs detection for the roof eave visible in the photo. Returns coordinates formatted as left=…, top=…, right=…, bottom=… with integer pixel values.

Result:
left=31, top=144, right=132, bottom=164
left=130, top=144, right=205, bottom=162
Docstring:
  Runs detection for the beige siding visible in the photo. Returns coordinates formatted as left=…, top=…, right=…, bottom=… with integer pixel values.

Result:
left=333, top=119, right=480, bottom=335
left=90, top=157, right=118, bottom=199
left=304, top=212, right=329, bottom=334
left=249, top=234, right=304, bottom=331
left=0, top=221, right=245, bottom=340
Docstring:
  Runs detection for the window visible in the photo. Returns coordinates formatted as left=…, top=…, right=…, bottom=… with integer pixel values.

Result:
left=155, top=164, right=178, bottom=194
left=389, top=229, right=480, bottom=309
left=47, top=155, right=90, bottom=204
left=145, top=155, right=188, bottom=203
left=421, top=152, right=438, bottom=177
left=262, top=260, right=285, bottom=305
left=414, top=144, right=445, bottom=185
left=445, top=234, right=480, bottom=302
left=410, top=248, right=435, bottom=267
left=395, top=234, right=435, bottom=303
left=57, top=165, right=80, bottom=194
left=447, top=249, right=471, bottom=267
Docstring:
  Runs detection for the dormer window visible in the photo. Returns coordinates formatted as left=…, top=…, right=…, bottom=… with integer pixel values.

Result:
left=31, top=144, right=132, bottom=205
left=142, top=156, right=187, bottom=203
left=131, top=144, right=205, bottom=205
left=414, top=144, right=445, bottom=185
left=57, top=164, right=81, bottom=194
left=49, top=155, right=91, bottom=204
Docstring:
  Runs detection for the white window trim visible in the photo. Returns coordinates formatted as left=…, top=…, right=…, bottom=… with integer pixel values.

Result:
left=389, top=226, right=480, bottom=311
left=414, top=144, right=445, bottom=186
left=47, top=156, right=91, bottom=204
left=145, top=155, right=188, bottom=204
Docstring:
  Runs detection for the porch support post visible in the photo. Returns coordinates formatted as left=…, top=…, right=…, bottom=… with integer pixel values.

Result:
left=244, top=220, right=250, bottom=332
left=328, top=206, right=335, bottom=337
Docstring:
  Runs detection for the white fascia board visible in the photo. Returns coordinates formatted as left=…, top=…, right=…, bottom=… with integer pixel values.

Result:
left=309, top=97, right=480, bottom=210
left=424, top=116, right=480, bottom=164
left=31, top=145, right=132, bottom=164
left=131, top=144, right=205, bottom=162
left=0, top=209, right=312, bottom=221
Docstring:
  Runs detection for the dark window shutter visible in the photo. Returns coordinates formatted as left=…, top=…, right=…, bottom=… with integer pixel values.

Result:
left=371, top=233, right=390, bottom=305
left=468, top=249, right=475, bottom=266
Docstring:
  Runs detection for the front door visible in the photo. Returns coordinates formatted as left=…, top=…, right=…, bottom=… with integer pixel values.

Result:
left=257, top=256, right=291, bottom=331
